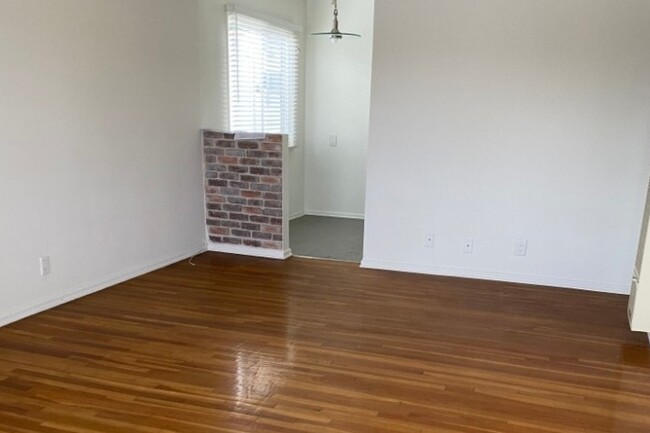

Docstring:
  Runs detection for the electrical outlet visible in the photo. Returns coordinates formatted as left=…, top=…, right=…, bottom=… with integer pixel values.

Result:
left=424, top=233, right=435, bottom=248
left=39, top=256, right=51, bottom=276
left=464, top=238, right=474, bottom=254
left=515, top=240, right=528, bottom=256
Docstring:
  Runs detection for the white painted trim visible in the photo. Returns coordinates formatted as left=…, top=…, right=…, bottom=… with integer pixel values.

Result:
left=290, top=211, right=306, bottom=220
left=208, top=242, right=291, bottom=260
left=281, top=136, right=291, bottom=255
left=305, top=210, right=365, bottom=220
left=0, top=245, right=207, bottom=328
left=225, top=4, right=304, bottom=34
left=360, top=258, right=630, bottom=295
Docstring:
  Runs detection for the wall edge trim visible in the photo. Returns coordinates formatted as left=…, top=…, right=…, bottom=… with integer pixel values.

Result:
left=208, top=242, right=291, bottom=260
left=0, top=244, right=208, bottom=328
left=360, top=258, right=629, bottom=295
left=305, top=210, right=365, bottom=220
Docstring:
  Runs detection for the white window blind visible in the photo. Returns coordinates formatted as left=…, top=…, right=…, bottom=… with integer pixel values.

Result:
left=227, top=10, right=300, bottom=147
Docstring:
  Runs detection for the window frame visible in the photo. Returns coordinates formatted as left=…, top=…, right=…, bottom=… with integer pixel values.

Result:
left=225, top=4, right=303, bottom=149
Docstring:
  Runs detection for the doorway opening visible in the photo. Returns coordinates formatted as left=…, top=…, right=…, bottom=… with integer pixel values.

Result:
left=290, top=216, right=364, bottom=262
left=288, top=0, right=373, bottom=263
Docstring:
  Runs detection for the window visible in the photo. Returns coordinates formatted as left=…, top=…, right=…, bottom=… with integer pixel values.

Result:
left=227, top=9, right=300, bottom=147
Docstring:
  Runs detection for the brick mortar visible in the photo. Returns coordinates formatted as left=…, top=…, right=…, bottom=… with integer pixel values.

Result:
left=203, top=131, right=284, bottom=250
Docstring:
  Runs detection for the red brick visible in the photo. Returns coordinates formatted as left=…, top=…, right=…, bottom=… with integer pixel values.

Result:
left=261, top=142, right=282, bottom=152
left=241, top=190, right=262, bottom=198
left=264, top=200, right=282, bottom=209
left=220, top=172, right=239, bottom=181
left=265, top=134, right=283, bottom=143
left=217, top=139, right=235, bottom=147
left=241, top=223, right=261, bottom=231
left=260, top=176, right=280, bottom=184
left=232, top=229, right=251, bottom=238
left=250, top=167, right=271, bottom=175
left=247, top=150, right=268, bottom=158
left=262, top=159, right=282, bottom=168
left=262, top=192, right=281, bottom=200
left=220, top=187, right=240, bottom=196
left=250, top=215, right=270, bottom=224
left=262, top=225, right=282, bottom=235
left=237, top=141, right=259, bottom=150
left=208, top=211, right=228, bottom=219
left=203, top=130, right=286, bottom=252
left=229, top=181, right=249, bottom=189
left=263, top=208, right=282, bottom=217
left=206, top=194, right=225, bottom=203
left=229, top=165, right=248, bottom=174
left=241, top=175, right=259, bottom=182
left=203, top=131, right=223, bottom=139
left=209, top=227, right=229, bottom=236
left=227, top=197, right=246, bottom=205
left=252, top=232, right=273, bottom=240
left=208, top=179, right=227, bottom=187
left=229, top=213, right=249, bottom=221
left=225, top=149, right=245, bottom=157
left=218, top=156, right=238, bottom=164
left=243, top=206, right=263, bottom=215
left=223, top=204, right=242, bottom=212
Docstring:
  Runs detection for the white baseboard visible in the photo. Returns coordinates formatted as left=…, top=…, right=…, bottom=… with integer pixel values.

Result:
left=208, top=242, right=292, bottom=260
left=305, top=210, right=365, bottom=220
left=360, top=258, right=630, bottom=295
left=290, top=211, right=306, bottom=220
left=0, top=244, right=208, bottom=328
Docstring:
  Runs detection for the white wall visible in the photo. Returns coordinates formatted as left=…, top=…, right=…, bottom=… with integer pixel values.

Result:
left=199, top=0, right=307, bottom=219
left=303, top=0, right=374, bottom=219
left=0, top=0, right=206, bottom=325
left=363, top=0, right=650, bottom=293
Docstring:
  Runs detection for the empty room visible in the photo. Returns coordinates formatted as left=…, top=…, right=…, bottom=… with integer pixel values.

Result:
left=1, top=0, right=650, bottom=432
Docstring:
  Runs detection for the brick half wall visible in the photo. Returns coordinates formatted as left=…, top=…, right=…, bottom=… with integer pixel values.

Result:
left=202, top=130, right=288, bottom=252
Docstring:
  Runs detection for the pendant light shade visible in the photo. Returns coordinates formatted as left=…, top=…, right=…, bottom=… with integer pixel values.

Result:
left=310, top=0, right=361, bottom=43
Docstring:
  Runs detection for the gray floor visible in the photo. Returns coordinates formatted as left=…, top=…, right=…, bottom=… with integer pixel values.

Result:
left=290, top=216, right=364, bottom=263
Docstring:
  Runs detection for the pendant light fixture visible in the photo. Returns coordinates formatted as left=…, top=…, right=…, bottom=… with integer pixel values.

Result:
left=310, top=0, right=361, bottom=43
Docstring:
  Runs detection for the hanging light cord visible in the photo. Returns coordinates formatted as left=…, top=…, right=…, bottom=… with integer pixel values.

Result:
left=332, top=0, right=340, bottom=33
left=310, top=0, right=361, bottom=39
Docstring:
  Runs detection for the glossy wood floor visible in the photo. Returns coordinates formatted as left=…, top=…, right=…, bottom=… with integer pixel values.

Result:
left=1, top=253, right=649, bottom=433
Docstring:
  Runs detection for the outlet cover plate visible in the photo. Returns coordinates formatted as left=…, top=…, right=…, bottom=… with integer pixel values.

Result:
left=39, top=256, right=51, bottom=276
left=515, top=240, right=528, bottom=256
left=464, top=238, right=474, bottom=254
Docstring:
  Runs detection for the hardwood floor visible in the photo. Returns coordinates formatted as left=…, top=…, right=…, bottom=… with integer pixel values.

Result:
left=0, top=252, right=649, bottom=433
